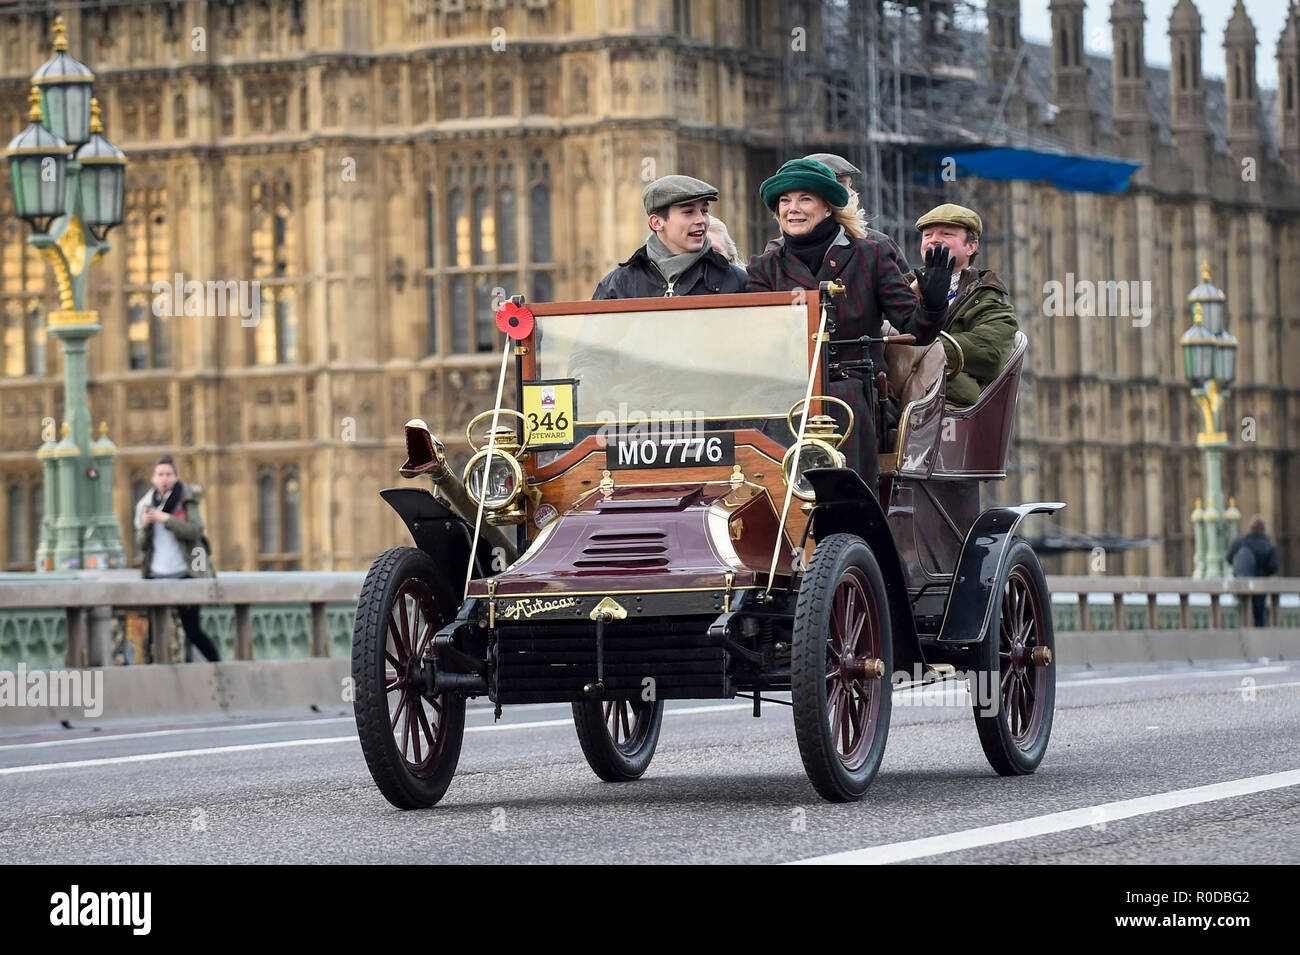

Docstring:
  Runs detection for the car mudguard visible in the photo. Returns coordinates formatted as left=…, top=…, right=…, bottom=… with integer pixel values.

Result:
left=934, top=502, right=1066, bottom=645
left=379, top=486, right=495, bottom=581
left=804, top=467, right=926, bottom=675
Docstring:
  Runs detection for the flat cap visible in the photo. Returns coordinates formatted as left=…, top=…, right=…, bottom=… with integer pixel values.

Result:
left=803, top=152, right=861, bottom=178
left=642, top=175, right=719, bottom=215
left=915, top=202, right=982, bottom=238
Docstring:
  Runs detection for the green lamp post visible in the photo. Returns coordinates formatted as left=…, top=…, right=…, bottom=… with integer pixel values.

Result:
left=1179, top=261, right=1237, bottom=579
left=6, top=16, right=126, bottom=571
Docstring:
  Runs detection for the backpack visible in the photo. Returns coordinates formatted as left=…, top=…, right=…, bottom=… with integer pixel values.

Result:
left=1232, top=542, right=1257, bottom=578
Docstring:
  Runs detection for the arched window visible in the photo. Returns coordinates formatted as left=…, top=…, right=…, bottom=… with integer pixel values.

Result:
left=528, top=75, right=547, bottom=114
left=447, top=188, right=468, bottom=268
left=1179, top=50, right=1187, bottom=90
left=251, top=176, right=300, bottom=365
left=281, top=473, right=301, bottom=565
left=1234, top=62, right=1241, bottom=102
left=123, top=190, right=170, bottom=370
left=472, top=187, right=494, bottom=265
left=425, top=187, right=438, bottom=354
left=530, top=184, right=551, bottom=263
left=497, top=184, right=517, bottom=265
left=257, top=473, right=279, bottom=558
left=493, top=75, right=513, bottom=115
left=449, top=275, right=469, bottom=354
left=1120, top=38, right=1129, bottom=80
left=0, top=214, right=43, bottom=378
left=1058, top=27, right=1068, bottom=67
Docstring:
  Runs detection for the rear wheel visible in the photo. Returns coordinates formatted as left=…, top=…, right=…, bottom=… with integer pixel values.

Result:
left=572, top=696, right=665, bottom=782
left=973, top=539, right=1055, bottom=775
left=792, top=534, right=893, bottom=802
left=353, top=546, right=466, bottom=808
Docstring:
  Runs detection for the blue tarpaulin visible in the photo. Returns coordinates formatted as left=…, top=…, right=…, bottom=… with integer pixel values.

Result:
left=937, top=147, right=1141, bottom=193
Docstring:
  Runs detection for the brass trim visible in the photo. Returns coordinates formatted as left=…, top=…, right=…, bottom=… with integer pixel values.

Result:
left=589, top=596, right=628, bottom=621
left=462, top=450, right=526, bottom=512
left=465, top=408, right=531, bottom=453
left=787, top=395, right=854, bottom=445
left=781, top=438, right=845, bottom=501
left=938, top=330, right=964, bottom=380
left=47, top=309, right=99, bottom=326
left=470, top=584, right=767, bottom=599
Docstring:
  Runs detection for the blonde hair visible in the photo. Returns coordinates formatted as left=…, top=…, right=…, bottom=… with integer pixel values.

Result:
left=707, top=216, right=743, bottom=264
left=771, top=193, right=867, bottom=240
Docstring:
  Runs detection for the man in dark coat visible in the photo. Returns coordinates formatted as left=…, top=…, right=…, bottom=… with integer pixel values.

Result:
left=1227, top=515, right=1281, bottom=626
left=593, top=174, right=748, bottom=299
left=908, top=203, right=1019, bottom=407
left=746, top=158, right=953, bottom=491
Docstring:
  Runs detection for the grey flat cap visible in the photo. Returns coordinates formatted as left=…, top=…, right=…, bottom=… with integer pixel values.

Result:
left=642, top=174, right=719, bottom=215
left=803, top=152, right=861, bottom=178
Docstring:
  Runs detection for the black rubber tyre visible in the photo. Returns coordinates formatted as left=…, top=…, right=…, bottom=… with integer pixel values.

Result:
left=352, top=546, right=466, bottom=809
left=792, top=533, right=893, bottom=802
left=572, top=695, right=665, bottom=782
left=973, top=539, right=1056, bottom=776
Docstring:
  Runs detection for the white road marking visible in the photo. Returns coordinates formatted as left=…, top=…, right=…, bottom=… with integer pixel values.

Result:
left=0, top=702, right=752, bottom=775
left=789, top=768, right=1300, bottom=865
left=1058, top=665, right=1289, bottom=687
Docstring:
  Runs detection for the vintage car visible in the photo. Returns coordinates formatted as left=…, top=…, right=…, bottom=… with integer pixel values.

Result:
left=351, top=285, right=1063, bottom=807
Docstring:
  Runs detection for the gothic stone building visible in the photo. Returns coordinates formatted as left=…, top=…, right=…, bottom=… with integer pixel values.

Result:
left=0, top=0, right=1297, bottom=576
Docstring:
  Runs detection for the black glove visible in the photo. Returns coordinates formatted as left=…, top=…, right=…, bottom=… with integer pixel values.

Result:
left=915, top=243, right=955, bottom=312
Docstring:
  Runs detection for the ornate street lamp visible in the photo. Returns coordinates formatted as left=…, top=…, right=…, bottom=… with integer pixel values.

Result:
left=5, top=87, right=72, bottom=233
left=1180, top=262, right=1233, bottom=579
left=31, top=15, right=94, bottom=148
left=75, top=100, right=126, bottom=240
left=6, top=15, right=126, bottom=573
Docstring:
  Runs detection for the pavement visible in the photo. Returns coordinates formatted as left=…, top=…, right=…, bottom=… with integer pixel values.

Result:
left=0, top=658, right=1297, bottom=864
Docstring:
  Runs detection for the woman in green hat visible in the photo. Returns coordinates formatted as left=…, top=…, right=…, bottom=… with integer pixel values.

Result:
left=745, top=157, right=956, bottom=490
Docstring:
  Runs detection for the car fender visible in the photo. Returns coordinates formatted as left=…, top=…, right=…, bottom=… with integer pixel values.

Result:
left=379, top=486, right=495, bottom=582
left=934, top=502, right=1066, bottom=645
left=804, top=467, right=925, bottom=675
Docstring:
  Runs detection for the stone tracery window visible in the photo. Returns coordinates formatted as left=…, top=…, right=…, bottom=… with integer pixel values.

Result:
left=422, top=149, right=553, bottom=355
left=250, top=174, right=300, bottom=365
left=1, top=211, right=46, bottom=377
left=124, top=187, right=170, bottom=370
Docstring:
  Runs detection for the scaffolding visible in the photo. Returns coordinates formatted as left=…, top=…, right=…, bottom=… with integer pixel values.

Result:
left=781, top=0, right=1077, bottom=252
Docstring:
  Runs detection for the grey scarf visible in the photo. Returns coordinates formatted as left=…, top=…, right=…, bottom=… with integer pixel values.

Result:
left=646, top=232, right=713, bottom=285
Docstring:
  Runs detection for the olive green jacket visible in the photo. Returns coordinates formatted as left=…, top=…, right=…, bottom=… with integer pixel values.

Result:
left=132, top=482, right=216, bottom=579
left=909, top=267, right=1018, bottom=406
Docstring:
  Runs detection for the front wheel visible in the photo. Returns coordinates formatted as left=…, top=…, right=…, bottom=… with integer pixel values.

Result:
left=792, top=533, right=893, bottom=802
left=972, top=539, right=1056, bottom=775
left=352, top=546, right=466, bottom=809
left=572, top=696, right=665, bottom=782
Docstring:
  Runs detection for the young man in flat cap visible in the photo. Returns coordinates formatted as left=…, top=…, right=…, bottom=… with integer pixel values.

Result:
left=763, top=153, right=909, bottom=273
left=909, top=203, right=1018, bottom=407
left=593, top=174, right=748, bottom=299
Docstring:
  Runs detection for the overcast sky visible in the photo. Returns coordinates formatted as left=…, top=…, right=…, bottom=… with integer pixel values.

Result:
left=1019, top=0, right=1287, bottom=89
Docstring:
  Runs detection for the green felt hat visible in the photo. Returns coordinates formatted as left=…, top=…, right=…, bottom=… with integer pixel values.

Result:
left=759, top=158, right=849, bottom=212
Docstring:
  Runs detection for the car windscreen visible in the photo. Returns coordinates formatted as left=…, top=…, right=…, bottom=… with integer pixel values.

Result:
left=534, top=302, right=810, bottom=440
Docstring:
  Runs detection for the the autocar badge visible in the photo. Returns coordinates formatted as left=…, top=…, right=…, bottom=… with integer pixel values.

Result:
left=533, top=502, right=558, bottom=528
